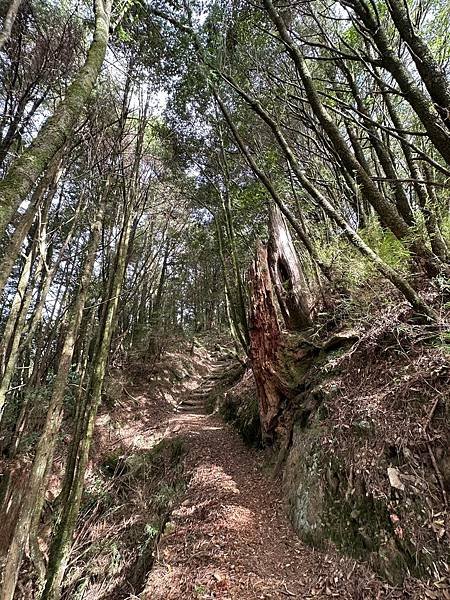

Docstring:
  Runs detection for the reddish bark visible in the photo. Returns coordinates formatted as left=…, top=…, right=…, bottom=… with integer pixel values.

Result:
left=248, top=242, right=283, bottom=439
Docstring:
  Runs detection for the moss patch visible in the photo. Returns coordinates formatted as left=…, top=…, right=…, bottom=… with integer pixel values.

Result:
left=220, top=390, right=261, bottom=447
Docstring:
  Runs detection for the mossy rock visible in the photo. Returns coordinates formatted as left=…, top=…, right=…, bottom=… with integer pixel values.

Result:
left=283, top=420, right=422, bottom=584
left=220, top=392, right=261, bottom=447
left=101, top=437, right=185, bottom=480
left=284, top=421, right=326, bottom=545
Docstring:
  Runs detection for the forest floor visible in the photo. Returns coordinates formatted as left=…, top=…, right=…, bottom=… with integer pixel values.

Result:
left=136, top=351, right=404, bottom=600
left=3, top=324, right=447, bottom=599
left=44, top=336, right=446, bottom=600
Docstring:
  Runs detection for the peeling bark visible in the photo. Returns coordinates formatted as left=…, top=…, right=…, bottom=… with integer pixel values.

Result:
left=267, top=205, right=313, bottom=331
left=248, top=242, right=283, bottom=440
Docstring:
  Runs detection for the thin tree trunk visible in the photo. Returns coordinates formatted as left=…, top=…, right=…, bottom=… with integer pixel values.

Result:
left=221, top=191, right=250, bottom=346
left=379, top=82, right=449, bottom=261
left=340, top=63, right=414, bottom=225
left=214, top=213, right=248, bottom=352
left=346, top=0, right=450, bottom=165
left=148, top=241, right=170, bottom=355
left=19, top=193, right=84, bottom=353
left=0, top=0, right=22, bottom=50
left=262, top=0, right=445, bottom=277
left=215, top=75, right=437, bottom=321
left=0, top=0, right=112, bottom=238
left=41, top=208, right=132, bottom=600
left=0, top=150, right=63, bottom=297
left=0, top=241, right=44, bottom=420
left=0, top=206, right=103, bottom=600
left=386, top=0, right=450, bottom=130
left=213, top=90, right=332, bottom=282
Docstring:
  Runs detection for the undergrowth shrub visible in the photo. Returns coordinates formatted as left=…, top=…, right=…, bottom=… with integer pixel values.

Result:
left=66, top=436, right=187, bottom=598
left=316, top=217, right=411, bottom=290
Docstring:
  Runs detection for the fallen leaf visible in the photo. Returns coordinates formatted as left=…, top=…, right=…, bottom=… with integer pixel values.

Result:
left=387, top=467, right=405, bottom=491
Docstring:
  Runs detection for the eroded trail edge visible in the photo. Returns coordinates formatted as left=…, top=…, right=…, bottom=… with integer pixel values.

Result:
left=141, top=358, right=388, bottom=600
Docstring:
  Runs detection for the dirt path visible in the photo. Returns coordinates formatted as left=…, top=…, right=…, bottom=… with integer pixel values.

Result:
left=141, top=360, right=391, bottom=600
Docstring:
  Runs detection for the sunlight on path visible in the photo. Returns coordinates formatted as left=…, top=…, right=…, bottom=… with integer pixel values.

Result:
left=141, top=359, right=388, bottom=600
left=144, top=411, right=307, bottom=600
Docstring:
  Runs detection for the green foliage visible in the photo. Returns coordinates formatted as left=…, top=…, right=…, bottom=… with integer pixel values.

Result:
left=144, top=522, right=160, bottom=540
left=83, top=471, right=114, bottom=511
left=441, top=213, right=450, bottom=243
left=194, top=584, right=208, bottom=597
left=360, top=219, right=410, bottom=271
left=317, top=217, right=410, bottom=290
left=153, top=482, right=180, bottom=510
left=425, top=0, right=450, bottom=61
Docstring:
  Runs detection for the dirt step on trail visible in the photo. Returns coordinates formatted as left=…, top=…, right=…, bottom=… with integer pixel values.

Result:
left=142, top=361, right=391, bottom=600
left=174, top=354, right=232, bottom=415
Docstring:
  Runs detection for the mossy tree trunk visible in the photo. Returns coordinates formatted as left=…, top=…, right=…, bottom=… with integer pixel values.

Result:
left=346, top=0, right=450, bottom=165
left=262, top=0, right=448, bottom=279
left=0, top=206, right=103, bottom=600
left=214, top=72, right=438, bottom=322
left=0, top=0, right=112, bottom=240
left=0, top=150, right=63, bottom=298
left=41, top=206, right=132, bottom=600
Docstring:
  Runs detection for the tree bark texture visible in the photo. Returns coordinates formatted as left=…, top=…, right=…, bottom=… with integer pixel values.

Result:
left=267, top=205, right=313, bottom=330
left=248, top=242, right=283, bottom=440
left=0, top=0, right=22, bottom=50
left=0, top=0, right=112, bottom=239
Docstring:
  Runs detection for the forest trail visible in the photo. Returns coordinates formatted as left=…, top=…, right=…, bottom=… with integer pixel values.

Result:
left=140, top=354, right=384, bottom=600
left=2, top=1, right=450, bottom=597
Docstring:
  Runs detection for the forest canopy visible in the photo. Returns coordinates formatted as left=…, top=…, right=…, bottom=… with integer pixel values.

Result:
left=0, top=0, right=449, bottom=598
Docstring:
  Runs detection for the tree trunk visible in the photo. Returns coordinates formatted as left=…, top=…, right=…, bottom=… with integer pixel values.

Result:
left=41, top=207, right=132, bottom=600
left=0, top=206, right=103, bottom=600
left=346, top=0, right=450, bottom=165
left=148, top=241, right=170, bottom=355
left=0, top=150, right=63, bottom=297
left=340, top=63, right=414, bottom=225
left=378, top=77, right=449, bottom=261
left=213, top=89, right=332, bottom=282
left=221, top=191, right=250, bottom=346
left=215, top=72, right=437, bottom=321
left=262, top=0, right=445, bottom=278
left=0, top=0, right=22, bottom=50
left=267, top=205, right=313, bottom=330
left=386, top=0, right=450, bottom=131
left=0, top=240, right=44, bottom=420
left=248, top=242, right=283, bottom=440
left=215, top=214, right=248, bottom=353
left=0, top=0, right=112, bottom=239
